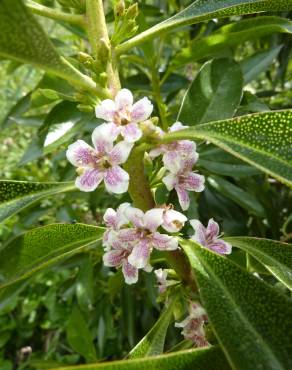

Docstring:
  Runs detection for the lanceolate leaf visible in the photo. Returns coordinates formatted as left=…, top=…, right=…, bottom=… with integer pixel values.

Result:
left=173, top=16, right=292, bottom=67
left=129, top=298, right=176, bottom=359
left=0, top=223, right=104, bottom=288
left=178, top=58, right=243, bottom=125
left=0, top=180, right=75, bottom=223
left=181, top=240, right=292, bottom=370
left=161, top=110, right=292, bottom=187
left=226, top=237, right=292, bottom=290
left=0, top=0, right=104, bottom=96
left=117, top=0, right=292, bottom=54
left=50, top=347, right=230, bottom=370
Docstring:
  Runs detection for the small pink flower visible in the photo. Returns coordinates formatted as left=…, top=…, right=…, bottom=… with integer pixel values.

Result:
left=161, top=207, right=188, bottom=233
left=95, top=89, right=153, bottom=142
left=162, top=153, right=205, bottom=211
left=66, top=124, right=133, bottom=194
left=190, top=218, right=232, bottom=255
left=175, top=301, right=209, bottom=348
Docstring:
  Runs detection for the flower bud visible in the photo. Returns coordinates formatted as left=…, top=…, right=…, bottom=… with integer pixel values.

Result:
left=125, top=3, right=138, bottom=19
left=114, top=0, right=125, bottom=17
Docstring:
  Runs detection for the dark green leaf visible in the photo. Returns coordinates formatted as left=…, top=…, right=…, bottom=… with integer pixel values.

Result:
left=178, top=58, right=243, bottom=125
left=0, top=223, right=104, bottom=288
left=227, top=237, right=292, bottom=290
left=181, top=239, right=292, bottom=370
left=0, top=180, right=75, bottom=223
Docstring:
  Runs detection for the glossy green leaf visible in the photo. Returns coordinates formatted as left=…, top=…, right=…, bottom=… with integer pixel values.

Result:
left=226, top=237, right=292, bottom=290
left=161, top=110, right=292, bottom=187
left=0, top=0, right=102, bottom=95
left=129, top=298, right=176, bottom=358
left=178, top=58, right=243, bottom=125
left=117, top=0, right=292, bottom=54
left=50, top=346, right=230, bottom=370
left=173, top=16, right=292, bottom=67
left=0, top=180, right=75, bottom=223
left=181, top=239, right=292, bottom=370
left=0, top=223, right=104, bottom=288
left=67, top=306, right=97, bottom=363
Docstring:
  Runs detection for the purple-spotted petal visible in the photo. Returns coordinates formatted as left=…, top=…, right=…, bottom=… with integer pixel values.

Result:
left=92, top=123, right=120, bottom=153
left=209, top=240, right=232, bottom=255
left=95, top=99, right=117, bottom=122
left=115, top=89, right=133, bottom=111
left=103, top=208, right=118, bottom=228
left=124, top=206, right=145, bottom=228
left=144, top=208, right=164, bottom=232
left=152, top=232, right=178, bottom=251
left=176, top=186, right=190, bottom=211
left=169, top=121, right=188, bottom=132
left=163, top=151, right=183, bottom=173
left=162, top=173, right=178, bottom=191
left=206, top=218, right=220, bottom=240
left=104, top=166, right=129, bottom=194
left=117, top=228, right=140, bottom=244
left=109, top=141, right=133, bottom=165
left=190, top=219, right=207, bottom=246
left=66, top=140, right=95, bottom=167
left=182, top=172, right=205, bottom=192
left=116, top=202, right=131, bottom=227
left=128, top=239, right=150, bottom=269
left=122, top=260, right=138, bottom=285
left=162, top=209, right=187, bottom=233
left=120, top=122, right=142, bottom=142
left=75, top=168, right=103, bottom=192
left=103, top=249, right=124, bottom=267
left=131, top=97, right=153, bottom=122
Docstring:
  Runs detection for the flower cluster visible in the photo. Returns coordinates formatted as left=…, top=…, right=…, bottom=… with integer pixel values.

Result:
left=102, top=203, right=187, bottom=284
left=175, top=301, right=209, bottom=347
left=149, top=122, right=205, bottom=211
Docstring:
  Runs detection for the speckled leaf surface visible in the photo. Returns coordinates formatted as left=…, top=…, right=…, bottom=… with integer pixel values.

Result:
left=162, top=110, right=292, bottom=187
left=0, top=180, right=75, bottom=223
left=50, top=347, right=230, bottom=370
left=181, top=240, right=292, bottom=370
left=0, top=223, right=104, bottom=288
left=117, top=0, right=292, bottom=53
left=227, top=237, right=292, bottom=290
left=129, top=298, right=176, bottom=358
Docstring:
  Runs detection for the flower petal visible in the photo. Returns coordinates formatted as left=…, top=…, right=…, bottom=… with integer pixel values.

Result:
left=115, top=89, right=133, bottom=111
left=109, top=141, right=133, bottom=165
left=149, top=146, right=164, bottom=158
left=103, top=208, right=118, bottom=228
left=128, top=239, right=150, bottom=269
left=124, top=206, right=145, bottom=228
left=162, top=209, right=187, bottom=233
left=116, top=202, right=131, bottom=227
left=176, top=186, right=190, bottom=211
left=75, top=168, right=103, bottom=192
left=206, top=218, right=220, bottom=240
left=209, top=240, right=232, bottom=255
left=190, top=219, right=207, bottom=246
left=152, top=232, right=178, bottom=251
left=169, top=121, right=188, bottom=132
left=120, top=122, right=142, bottom=142
left=95, top=99, right=117, bottom=122
left=92, top=122, right=120, bottom=153
left=162, top=173, right=178, bottom=191
left=66, top=140, right=95, bottom=167
left=163, top=151, right=183, bottom=173
left=122, top=260, right=138, bottom=285
left=103, top=250, right=124, bottom=267
left=182, top=172, right=205, bottom=192
left=117, top=228, right=140, bottom=244
left=144, top=208, right=164, bottom=232
left=131, top=97, right=153, bottom=122
left=104, top=166, right=129, bottom=194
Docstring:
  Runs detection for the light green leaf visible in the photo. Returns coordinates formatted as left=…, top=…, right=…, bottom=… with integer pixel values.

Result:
left=0, top=180, right=75, bottom=223
left=117, top=0, right=292, bottom=54
left=67, top=306, right=97, bottom=363
left=129, top=298, right=176, bottom=359
left=50, top=346, right=230, bottom=370
left=173, top=16, right=292, bottom=67
left=0, top=223, right=104, bottom=288
left=0, top=0, right=106, bottom=96
left=161, top=110, right=292, bottom=187
left=181, top=239, right=292, bottom=370
left=178, top=58, right=243, bottom=125
left=226, top=237, right=292, bottom=290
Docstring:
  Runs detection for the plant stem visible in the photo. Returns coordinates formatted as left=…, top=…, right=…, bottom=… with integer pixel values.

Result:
left=26, top=0, right=85, bottom=25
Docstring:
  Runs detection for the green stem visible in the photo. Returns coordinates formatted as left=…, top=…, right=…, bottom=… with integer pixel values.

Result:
left=26, top=0, right=85, bottom=25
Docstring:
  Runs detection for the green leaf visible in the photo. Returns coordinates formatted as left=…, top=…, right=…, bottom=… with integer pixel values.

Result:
left=50, top=346, right=230, bottom=370
left=0, top=0, right=104, bottom=95
left=0, top=223, right=104, bottom=288
left=226, top=237, right=292, bottom=290
left=181, top=239, right=292, bottom=370
left=129, top=298, right=176, bottom=359
left=67, top=306, right=97, bottom=363
left=173, top=16, right=292, bottom=67
left=0, top=180, right=75, bottom=223
left=117, top=0, right=292, bottom=54
left=207, top=176, right=265, bottom=217
left=161, top=110, right=292, bottom=187
left=178, top=58, right=243, bottom=125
